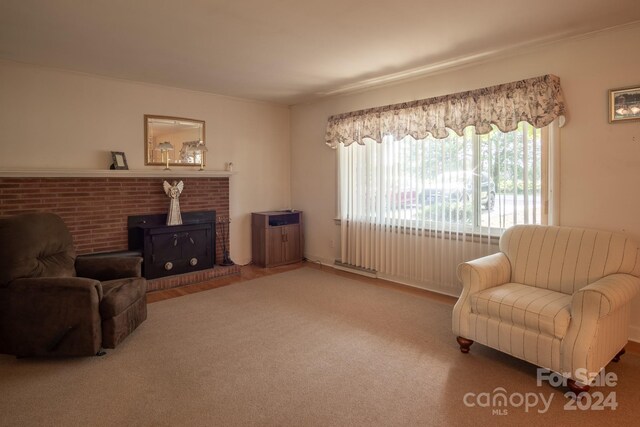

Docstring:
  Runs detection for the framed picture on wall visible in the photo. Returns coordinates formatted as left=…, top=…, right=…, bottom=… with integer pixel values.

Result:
left=111, top=151, right=129, bottom=170
left=609, top=85, right=640, bottom=123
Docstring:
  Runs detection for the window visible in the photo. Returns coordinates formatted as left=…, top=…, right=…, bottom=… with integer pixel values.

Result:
left=338, top=122, right=547, bottom=235
left=331, top=75, right=563, bottom=288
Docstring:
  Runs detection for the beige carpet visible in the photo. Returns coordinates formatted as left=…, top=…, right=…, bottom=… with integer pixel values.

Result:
left=1, top=267, right=639, bottom=426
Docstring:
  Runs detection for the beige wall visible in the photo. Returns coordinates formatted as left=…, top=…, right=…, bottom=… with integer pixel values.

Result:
left=290, top=23, right=640, bottom=339
left=0, top=60, right=291, bottom=265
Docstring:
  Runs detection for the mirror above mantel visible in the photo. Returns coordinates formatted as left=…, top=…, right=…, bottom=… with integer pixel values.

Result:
left=145, top=115, right=206, bottom=167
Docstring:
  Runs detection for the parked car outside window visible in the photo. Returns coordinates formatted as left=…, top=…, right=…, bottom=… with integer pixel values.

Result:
left=419, top=171, right=495, bottom=211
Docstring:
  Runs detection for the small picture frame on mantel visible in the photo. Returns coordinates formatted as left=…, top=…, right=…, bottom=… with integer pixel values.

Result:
left=609, top=85, right=640, bottom=123
left=111, top=151, right=129, bottom=170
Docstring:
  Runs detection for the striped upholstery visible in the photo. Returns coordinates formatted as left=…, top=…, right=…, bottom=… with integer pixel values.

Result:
left=468, top=313, right=563, bottom=373
left=500, top=225, right=640, bottom=294
left=471, top=283, right=571, bottom=339
left=453, top=225, right=640, bottom=384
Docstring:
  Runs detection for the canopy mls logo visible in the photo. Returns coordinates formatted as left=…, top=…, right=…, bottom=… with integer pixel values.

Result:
left=463, top=387, right=553, bottom=414
left=463, top=368, right=619, bottom=415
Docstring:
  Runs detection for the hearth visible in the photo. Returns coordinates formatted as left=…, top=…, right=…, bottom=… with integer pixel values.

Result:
left=128, top=211, right=215, bottom=279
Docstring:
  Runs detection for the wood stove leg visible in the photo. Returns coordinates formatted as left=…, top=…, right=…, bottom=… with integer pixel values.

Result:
left=613, top=347, right=626, bottom=363
left=456, top=336, right=474, bottom=354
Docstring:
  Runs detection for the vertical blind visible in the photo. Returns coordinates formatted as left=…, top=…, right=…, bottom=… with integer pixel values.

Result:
left=330, top=75, right=565, bottom=294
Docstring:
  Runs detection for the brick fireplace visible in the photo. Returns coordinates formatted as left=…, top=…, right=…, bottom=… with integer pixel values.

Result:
left=0, top=174, right=236, bottom=290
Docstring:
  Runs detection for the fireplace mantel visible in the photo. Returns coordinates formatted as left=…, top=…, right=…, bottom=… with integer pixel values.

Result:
left=0, top=168, right=235, bottom=178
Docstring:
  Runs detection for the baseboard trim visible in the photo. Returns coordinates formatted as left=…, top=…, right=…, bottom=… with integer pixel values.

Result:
left=304, top=255, right=458, bottom=304
left=375, top=272, right=461, bottom=299
left=305, top=255, right=461, bottom=298
left=333, top=261, right=378, bottom=278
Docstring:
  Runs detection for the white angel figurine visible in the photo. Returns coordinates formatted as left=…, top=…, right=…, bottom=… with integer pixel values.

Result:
left=163, top=180, right=184, bottom=225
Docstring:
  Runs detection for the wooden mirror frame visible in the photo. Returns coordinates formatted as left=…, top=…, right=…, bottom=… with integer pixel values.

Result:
left=144, top=115, right=206, bottom=167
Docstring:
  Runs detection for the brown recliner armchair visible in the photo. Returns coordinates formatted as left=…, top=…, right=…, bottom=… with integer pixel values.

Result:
left=0, top=212, right=147, bottom=357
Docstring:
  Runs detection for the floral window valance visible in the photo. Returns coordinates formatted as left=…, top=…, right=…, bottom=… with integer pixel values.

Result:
left=325, top=74, right=566, bottom=148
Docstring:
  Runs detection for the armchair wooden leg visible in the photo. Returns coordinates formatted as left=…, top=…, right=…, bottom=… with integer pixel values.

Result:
left=567, top=379, right=590, bottom=396
left=456, top=336, right=474, bottom=354
left=613, top=348, right=626, bottom=363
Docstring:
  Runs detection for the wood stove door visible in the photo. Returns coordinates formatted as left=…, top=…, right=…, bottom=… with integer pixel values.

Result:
left=181, top=228, right=212, bottom=268
left=152, top=232, right=183, bottom=262
left=144, top=224, right=214, bottom=279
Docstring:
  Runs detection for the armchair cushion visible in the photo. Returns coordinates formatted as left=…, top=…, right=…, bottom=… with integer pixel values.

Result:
left=0, top=212, right=76, bottom=286
left=471, top=283, right=571, bottom=339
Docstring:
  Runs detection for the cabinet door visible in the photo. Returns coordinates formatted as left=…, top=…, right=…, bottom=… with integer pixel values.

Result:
left=283, top=225, right=301, bottom=263
left=267, top=227, right=285, bottom=266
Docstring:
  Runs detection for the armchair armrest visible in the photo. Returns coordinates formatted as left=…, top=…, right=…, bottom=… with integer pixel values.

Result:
left=75, top=257, right=143, bottom=281
left=457, top=252, right=511, bottom=294
left=572, top=274, right=640, bottom=318
left=453, top=252, right=511, bottom=338
left=561, top=274, right=639, bottom=383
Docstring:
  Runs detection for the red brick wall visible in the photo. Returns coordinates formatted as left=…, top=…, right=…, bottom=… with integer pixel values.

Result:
left=0, top=177, right=229, bottom=261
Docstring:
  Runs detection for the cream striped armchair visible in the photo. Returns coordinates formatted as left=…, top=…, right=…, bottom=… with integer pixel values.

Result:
left=453, top=225, right=640, bottom=393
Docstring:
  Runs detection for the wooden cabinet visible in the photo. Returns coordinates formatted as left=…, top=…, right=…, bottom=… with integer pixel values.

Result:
left=252, top=211, right=303, bottom=267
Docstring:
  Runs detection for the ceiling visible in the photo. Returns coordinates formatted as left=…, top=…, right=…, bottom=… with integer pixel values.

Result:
left=1, top=1, right=640, bottom=105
